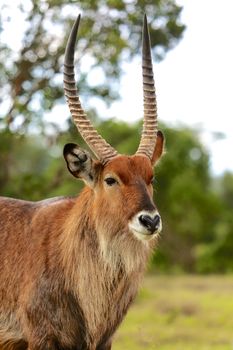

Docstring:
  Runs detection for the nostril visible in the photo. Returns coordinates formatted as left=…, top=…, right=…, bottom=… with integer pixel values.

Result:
left=139, top=215, right=152, bottom=229
left=153, top=214, right=160, bottom=230
left=139, top=214, right=161, bottom=233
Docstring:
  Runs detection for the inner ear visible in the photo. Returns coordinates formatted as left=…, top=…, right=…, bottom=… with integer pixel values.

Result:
left=151, top=130, right=165, bottom=166
left=63, top=143, right=100, bottom=187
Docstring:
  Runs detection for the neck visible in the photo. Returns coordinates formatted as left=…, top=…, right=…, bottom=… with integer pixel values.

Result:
left=59, top=187, right=96, bottom=286
left=60, top=186, right=155, bottom=282
left=58, top=186, right=155, bottom=343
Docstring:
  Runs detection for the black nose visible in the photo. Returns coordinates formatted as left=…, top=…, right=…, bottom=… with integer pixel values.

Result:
left=139, top=214, right=161, bottom=234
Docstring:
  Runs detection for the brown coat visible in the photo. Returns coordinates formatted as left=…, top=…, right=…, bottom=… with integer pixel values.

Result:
left=0, top=153, right=163, bottom=350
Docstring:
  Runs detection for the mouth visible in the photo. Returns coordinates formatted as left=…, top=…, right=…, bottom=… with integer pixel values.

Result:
left=128, top=224, right=161, bottom=242
left=128, top=210, right=162, bottom=242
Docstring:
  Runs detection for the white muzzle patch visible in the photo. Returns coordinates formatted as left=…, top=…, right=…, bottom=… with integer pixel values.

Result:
left=128, top=210, right=162, bottom=241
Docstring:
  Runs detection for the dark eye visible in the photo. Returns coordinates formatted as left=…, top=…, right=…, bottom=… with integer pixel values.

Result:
left=104, top=177, right=117, bottom=186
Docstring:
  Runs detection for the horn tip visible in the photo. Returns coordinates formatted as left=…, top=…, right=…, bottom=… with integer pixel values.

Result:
left=75, top=13, right=81, bottom=28
left=143, top=13, right=149, bottom=35
left=142, top=12, right=151, bottom=57
left=72, top=14, right=81, bottom=33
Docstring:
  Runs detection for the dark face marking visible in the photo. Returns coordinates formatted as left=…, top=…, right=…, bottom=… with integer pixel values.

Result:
left=100, top=155, right=156, bottom=220
left=135, top=179, right=156, bottom=213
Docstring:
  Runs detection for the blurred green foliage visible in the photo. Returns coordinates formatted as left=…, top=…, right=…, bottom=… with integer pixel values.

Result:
left=0, top=0, right=185, bottom=132
left=0, top=0, right=233, bottom=273
left=1, top=121, right=233, bottom=273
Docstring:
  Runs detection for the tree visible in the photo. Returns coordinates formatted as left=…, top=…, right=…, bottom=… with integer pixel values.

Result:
left=151, top=125, right=222, bottom=272
left=7, top=1, right=232, bottom=273
left=196, top=172, right=233, bottom=273
left=0, top=0, right=185, bottom=133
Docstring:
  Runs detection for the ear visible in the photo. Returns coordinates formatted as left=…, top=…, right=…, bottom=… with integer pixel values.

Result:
left=63, top=143, right=100, bottom=187
left=151, top=130, right=165, bottom=166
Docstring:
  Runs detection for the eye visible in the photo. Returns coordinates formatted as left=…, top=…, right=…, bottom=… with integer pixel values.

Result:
left=104, top=177, right=118, bottom=186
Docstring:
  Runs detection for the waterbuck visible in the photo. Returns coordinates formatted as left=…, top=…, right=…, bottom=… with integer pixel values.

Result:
left=0, top=14, right=164, bottom=350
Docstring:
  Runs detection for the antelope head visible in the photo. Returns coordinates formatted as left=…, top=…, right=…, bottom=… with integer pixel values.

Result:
left=63, top=14, right=164, bottom=243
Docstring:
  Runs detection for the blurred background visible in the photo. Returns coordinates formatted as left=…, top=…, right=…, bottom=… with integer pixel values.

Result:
left=1, top=1, right=233, bottom=348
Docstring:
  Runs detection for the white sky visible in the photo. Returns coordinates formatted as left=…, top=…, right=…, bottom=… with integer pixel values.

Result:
left=2, top=0, right=233, bottom=176
left=103, top=0, right=233, bottom=176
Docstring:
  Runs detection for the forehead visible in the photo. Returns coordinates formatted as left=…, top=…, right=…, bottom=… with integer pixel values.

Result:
left=103, top=155, right=153, bottom=183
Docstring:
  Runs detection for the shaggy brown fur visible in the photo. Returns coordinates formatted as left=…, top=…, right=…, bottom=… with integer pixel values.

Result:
left=0, top=139, right=164, bottom=350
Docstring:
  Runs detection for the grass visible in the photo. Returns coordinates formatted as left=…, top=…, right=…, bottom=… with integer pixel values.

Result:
left=113, top=275, right=233, bottom=350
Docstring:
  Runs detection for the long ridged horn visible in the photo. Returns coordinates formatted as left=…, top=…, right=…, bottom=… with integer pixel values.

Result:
left=136, top=14, right=158, bottom=159
left=63, top=15, right=118, bottom=163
